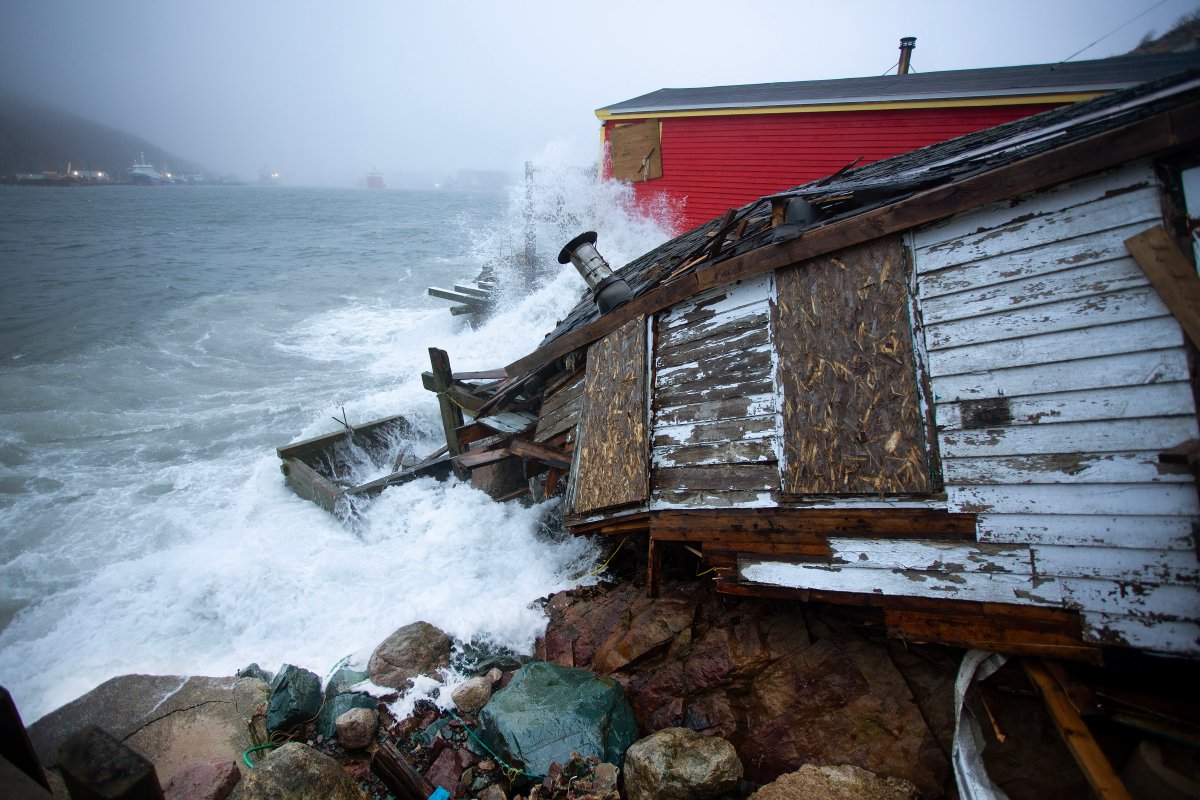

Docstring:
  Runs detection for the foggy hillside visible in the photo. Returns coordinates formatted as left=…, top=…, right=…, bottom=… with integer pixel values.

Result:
left=0, top=92, right=201, bottom=178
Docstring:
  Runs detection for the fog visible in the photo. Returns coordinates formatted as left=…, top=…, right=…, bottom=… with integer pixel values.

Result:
left=2, top=0, right=1196, bottom=186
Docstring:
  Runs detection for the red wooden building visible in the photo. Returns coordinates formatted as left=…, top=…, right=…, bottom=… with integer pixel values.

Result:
left=598, top=50, right=1200, bottom=231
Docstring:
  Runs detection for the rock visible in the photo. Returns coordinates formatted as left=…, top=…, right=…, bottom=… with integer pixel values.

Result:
left=335, top=707, right=377, bottom=750
left=623, top=727, right=741, bottom=800
left=367, top=621, right=452, bottom=690
left=164, top=758, right=241, bottom=800
left=426, top=747, right=463, bottom=795
left=28, top=674, right=269, bottom=788
left=236, top=664, right=273, bottom=683
left=266, top=665, right=322, bottom=736
left=592, top=762, right=619, bottom=795
left=538, top=579, right=950, bottom=794
left=477, top=662, right=639, bottom=776
left=451, top=674, right=494, bottom=715
left=317, top=692, right=376, bottom=741
left=478, top=785, right=507, bottom=800
left=228, top=742, right=366, bottom=800
left=749, top=764, right=920, bottom=800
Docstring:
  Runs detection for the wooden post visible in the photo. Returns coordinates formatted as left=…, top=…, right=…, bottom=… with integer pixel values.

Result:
left=523, top=160, right=536, bottom=289
left=1125, top=225, right=1200, bottom=349
left=647, top=535, right=662, bottom=598
left=428, top=348, right=465, bottom=458
left=0, top=687, right=50, bottom=792
left=371, top=741, right=437, bottom=800
left=1023, top=658, right=1132, bottom=800
left=57, top=725, right=164, bottom=800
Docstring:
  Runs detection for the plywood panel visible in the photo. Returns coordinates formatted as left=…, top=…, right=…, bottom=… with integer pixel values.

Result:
left=775, top=235, right=932, bottom=494
left=609, top=119, right=661, bottom=183
left=567, top=316, right=649, bottom=515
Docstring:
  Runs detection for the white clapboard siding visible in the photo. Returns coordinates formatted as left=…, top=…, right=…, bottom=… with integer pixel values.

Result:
left=828, top=539, right=1032, bottom=574
left=911, top=160, right=1199, bottom=655
left=739, top=557, right=1064, bottom=606
left=976, top=513, right=1196, bottom=550
left=652, top=274, right=779, bottom=505
left=937, top=383, right=1195, bottom=430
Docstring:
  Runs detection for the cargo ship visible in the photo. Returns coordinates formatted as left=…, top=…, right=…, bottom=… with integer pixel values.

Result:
left=366, top=169, right=385, bottom=190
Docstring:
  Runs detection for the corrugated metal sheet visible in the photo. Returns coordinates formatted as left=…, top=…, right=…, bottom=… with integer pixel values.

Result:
left=611, top=105, right=1061, bottom=231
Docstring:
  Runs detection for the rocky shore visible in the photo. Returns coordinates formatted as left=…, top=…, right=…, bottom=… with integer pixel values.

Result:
left=21, top=567, right=1088, bottom=800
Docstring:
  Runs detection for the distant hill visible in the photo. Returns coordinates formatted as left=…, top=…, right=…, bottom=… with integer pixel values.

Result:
left=0, top=92, right=201, bottom=178
left=1130, top=11, right=1200, bottom=55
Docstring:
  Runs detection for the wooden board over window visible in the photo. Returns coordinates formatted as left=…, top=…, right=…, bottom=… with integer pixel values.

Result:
left=567, top=316, right=650, bottom=515
left=774, top=235, right=933, bottom=495
left=609, top=120, right=662, bottom=183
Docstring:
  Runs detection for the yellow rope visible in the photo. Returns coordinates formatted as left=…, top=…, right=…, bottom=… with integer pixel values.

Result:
left=585, top=536, right=627, bottom=577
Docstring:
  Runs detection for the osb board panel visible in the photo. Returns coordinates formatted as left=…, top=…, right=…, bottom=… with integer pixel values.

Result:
left=567, top=316, right=649, bottom=515
left=775, top=235, right=932, bottom=495
left=609, top=119, right=662, bottom=183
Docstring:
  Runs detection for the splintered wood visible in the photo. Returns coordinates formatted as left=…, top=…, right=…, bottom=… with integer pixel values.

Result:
left=567, top=316, right=650, bottom=515
left=774, top=235, right=932, bottom=495
left=608, top=119, right=662, bottom=183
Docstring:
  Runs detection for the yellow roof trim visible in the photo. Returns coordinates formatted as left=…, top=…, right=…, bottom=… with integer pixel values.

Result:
left=594, top=92, right=1105, bottom=121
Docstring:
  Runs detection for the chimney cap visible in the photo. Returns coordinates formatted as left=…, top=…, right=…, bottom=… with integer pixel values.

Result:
left=558, top=230, right=598, bottom=264
left=900, top=36, right=917, bottom=47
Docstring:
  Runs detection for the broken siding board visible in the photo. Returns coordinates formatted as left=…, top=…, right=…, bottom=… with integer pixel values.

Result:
left=921, top=257, right=1153, bottom=327
left=567, top=316, right=650, bottom=516
left=738, top=557, right=1064, bottom=606
left=931, top=348, right=1191, bottom=402
left=939, top=416, right=1200, bottom=458
left=1032, top=545, right=1199, bottom=584
left=650, top=490, right=777, bottom=510
left=534, top=394, right=583, bottom=443
left=657, top=274, right=772, bottom=331
left=942, top=452, right=1194, bottom=486
left=650, top=507, right=977, bottom=539
left=919, top=222, right=1169, bottom=299
left=827, top=538, right=1034, bottom=575
left=655, top=378, right=776, bottom=409
left=1062, top=579, right=1200, bottom=621
left=926, top=285, right=1171, bottom=351
left=775, top=235, right=932, bottom=495
left=914, top=168, right=1158, bottom=257
left=656, top=325, right=770, bottom=370
left=655, top=394, right=777, bottom=426
left=976, top=513, right=1196, bottom=550
left=654, top=416, right=777, bottom=447
left=937, top=382, right=1194, bottom=431
left=656, top=308, right=771, bottom=354
left=652, top=463, right=779, bottom=493
left=947, top=483, right=1200, bottom=517
left=1079, top=612, right=1200, bottom=655
left=653, top=439, right=776, bottom=468
left=655, top=346, right=773, bottom=390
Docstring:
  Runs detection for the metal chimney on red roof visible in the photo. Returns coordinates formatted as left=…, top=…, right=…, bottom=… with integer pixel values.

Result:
left=898, top=37, right=917, bottom=75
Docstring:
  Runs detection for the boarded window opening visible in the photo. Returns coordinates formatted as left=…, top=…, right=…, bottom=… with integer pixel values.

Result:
left=774, top=235, right=933, bottom=495
left=566, top=316, right=650, bottom=515
left=609, top=120, right=662, bottom=183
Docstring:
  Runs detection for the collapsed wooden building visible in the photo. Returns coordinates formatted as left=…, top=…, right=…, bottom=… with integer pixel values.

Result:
left=428, top=67, right=1200, bottom=665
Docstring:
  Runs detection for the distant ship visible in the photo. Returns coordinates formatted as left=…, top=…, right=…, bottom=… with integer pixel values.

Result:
left=366, top=169, right=385, bottom=190
left=127, top=153, right=165, bottom=185
left=258, top=167, right=281, bottom=186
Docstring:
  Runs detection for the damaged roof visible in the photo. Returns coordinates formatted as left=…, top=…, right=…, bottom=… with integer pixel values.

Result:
left=597, top=52, right=1200, bottom=116
left=534, top=67, right=1200, bottom=364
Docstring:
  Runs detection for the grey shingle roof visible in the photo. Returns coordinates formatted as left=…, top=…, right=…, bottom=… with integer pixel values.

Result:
left=598, top=52, right=1200, bottom=115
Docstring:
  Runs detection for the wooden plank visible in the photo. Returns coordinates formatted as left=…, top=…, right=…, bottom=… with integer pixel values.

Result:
left=923, top=257, right=1150, bottom=327
left=429, top=348, right=465, bottom=458
left=775, top=235, right=932, bottom=495
left=655, top=346, right=772, bottom=390
left=1023, top=659, right=1133, bottom=800
left=1079, top=611, right=1200, bottom=654
left=927, top=285, right=1169, bottom=352
left=656, top=325, right=770, bottom=370
left=918, top=219, right=1163, bottom=298
left=652, top=463, right=778, bottom=493
left=658, top=274, right=771, bottom=331
left=427, top=286, right=487, bottom=306
left=454, top=447, right=512, bottom=470
left=948, top=482, right=1200, bottom=517
left=1125, top=225, right=1200, bottom=349
left=1032, top=545, right=1199, bottom=584
left=508, top=438, right=571, bottom=469
left=942, top=451, right=1194, bottom=486
left=654, top=393, right=776, bottom=426
left=828, top=538, right=1032, bottom=575
left=505, top=99, right=1200, bottom=380
left=977, top=513, right=1196, bottom=550
left=650, top=489, right=778, bottom=509
left=534, top=393, right=583, bottom=444
left=650, top=507, right=977, bottom=539
left=936, top=382, right=1195, bottom=431
left=931, top=347, right=1191, bottom=402
left=656, top=307, right=770, bottom=354
left=655, top=377, right=775, bottom=409
left=568, top=316, right=650, bottom=515
left=939, top=416, right=1200, bottom=459
left=280, top=458, right=342, bottom=513
left=372, top=740, right=437, bottom=800
left=654, top=415, right=777, bottom=448
left=653, top=439, right=776, bottom=468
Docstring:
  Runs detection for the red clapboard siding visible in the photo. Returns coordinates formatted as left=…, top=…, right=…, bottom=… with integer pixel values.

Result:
left=607, top=104, right=1062, bottom=231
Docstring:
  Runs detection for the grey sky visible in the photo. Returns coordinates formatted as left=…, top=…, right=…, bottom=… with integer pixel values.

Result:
left=2, top=0, right=1198, bottom=185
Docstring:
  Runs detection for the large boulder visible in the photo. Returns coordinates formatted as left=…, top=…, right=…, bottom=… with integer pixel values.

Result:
left=477, top=662, right=638, bottom=776
left=228, top=742, right=365, bottom=800
left=266, top=665, right=322, bottom=735
left=27, top=674, right=268, bottom=788
left=451, top=668, right=501, bottom=715
left=623, top=727, right=742, bottom=800
left=749, top=764, right=920, bottom=800
left=335, top=707, right=377, bottom=751
left=537, top=578, right=951, bottom=794
left=367, top=621, right=452, bottom=690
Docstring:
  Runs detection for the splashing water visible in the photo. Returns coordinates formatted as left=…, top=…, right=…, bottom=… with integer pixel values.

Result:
left=0, top=146, right=677, bottom=721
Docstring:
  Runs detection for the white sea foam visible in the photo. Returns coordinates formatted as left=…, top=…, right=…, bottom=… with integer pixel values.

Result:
left=0, top=146, right=676, bottom=723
